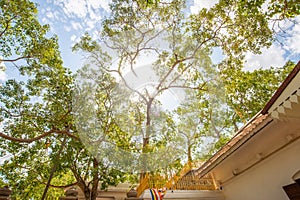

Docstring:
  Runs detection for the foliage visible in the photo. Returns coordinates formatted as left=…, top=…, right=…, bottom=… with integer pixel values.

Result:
left=0, top=0, right=62, bottom=72
left=221, top=60, right=295, bottom=127
left=0, top=0, right=299, bottom=199
left=0, top=1, right=127, bottom=199
left=74, top=0, right=211, bottom=175
left=200, top=60, right=295, bottom=159
left=74, top=0, right=300, bottom=172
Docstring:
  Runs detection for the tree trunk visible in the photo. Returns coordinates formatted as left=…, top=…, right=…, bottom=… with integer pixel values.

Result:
left=83, top=186, right=91, bottom=200
left=91, top=158, right=99, bottom=200
left=187, top=143, right=192, bottom=163
left=140, top=99, right=153, bottom=181
left=80, top=183, right=97, bottom=200
left=42, top=136, right=67, bottom=200
left=73, top=159, right=99, bottom=200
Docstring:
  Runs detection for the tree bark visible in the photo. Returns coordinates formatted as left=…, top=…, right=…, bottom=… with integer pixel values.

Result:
left=187, top=141, right=192, bottom=163
left=41, top=136, right=67, bottom=200
left=74, top=159, right=99, bottom=200
left=91, top=158, right=99, bottom=200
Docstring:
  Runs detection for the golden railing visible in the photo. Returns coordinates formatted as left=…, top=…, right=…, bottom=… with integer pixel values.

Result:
left=136, top=162, right=216, bottom=197
left=172, top=174, right=216, bottom=190
left=165, top=161, right=193, bottom=189
left=136, top=173, right=150, bottom=197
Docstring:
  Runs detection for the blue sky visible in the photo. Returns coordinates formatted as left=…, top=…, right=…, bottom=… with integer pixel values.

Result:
left=1, top=0, right=299, bottom=82
left=32, top=0, right=112, bottom=71
left=31, top=0, right=300, bottom=72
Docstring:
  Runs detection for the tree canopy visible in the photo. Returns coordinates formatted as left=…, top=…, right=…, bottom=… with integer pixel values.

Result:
left=0, top=0, right=299, bottom=199
left=0, top=1, right=126, bottom=199
left=74, top=0, right=299, bottom=166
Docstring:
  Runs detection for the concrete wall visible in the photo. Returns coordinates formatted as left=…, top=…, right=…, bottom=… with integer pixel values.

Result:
left=222, top=139, right=300, bottom=200
left=97, top=190, right=127, bottom=200
left=76, top=183, right=130, bottom=200
left=142, top=190, right=224, bottom=200
left=77, top=190, right=127, bottom=200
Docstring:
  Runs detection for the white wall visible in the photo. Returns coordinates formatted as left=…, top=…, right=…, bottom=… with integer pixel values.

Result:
left=142, top=190, right=224, bottom=200
left=222, top=139, right=300, bottom=200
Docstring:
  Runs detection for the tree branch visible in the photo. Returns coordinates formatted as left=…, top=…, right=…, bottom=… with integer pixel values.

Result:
left=42, top=181, right=78, bottom=189
left=0, top=129, right=78, bottom=143
left=0, top=16, right=18, bottom=38
left=1, top=56, right=32, bottom=62
left=42, top=135, right=68, bottom=200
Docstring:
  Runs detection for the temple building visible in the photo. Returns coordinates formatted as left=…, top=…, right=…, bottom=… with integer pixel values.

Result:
left=190, top=60, right=300, bottom=200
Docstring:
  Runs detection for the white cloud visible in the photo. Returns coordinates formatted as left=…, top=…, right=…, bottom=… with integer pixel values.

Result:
left=286, top=16, right=300, bottom=55
left=270, top=18, right=295, bottom=35
left=244, top=44, right=286, bottom=71
left=86, top=20, right=96, bottom=31
left=53, top=0, right=109, bottom=18
left=89, top=0, right=110, bottom=12
left=70, top=34, right=77, bottom=42
left=98, top=0, right=111, bottom=13
left=70, top=34, right=81, bottom=47
left=0, top=71, right=6, bottom=82
left=47, top=0, right=105, bottom=33
left=190, top=0, right=218, bottom=14
left=70, top=21, right=83, bottom=31
left=61, top=0, right=87, bottom=18
left=243, top=15, right=300, bottom=71
left=41, top=17, right=48, bottom=24
left=91, top=31, right=101, bottom=41
left=0, top=57, right=7, bottom=81
left=64, top=25, right=72, bottom=32
left=261, top=0, right=271, bottom=13
left=46, top=11, right=55, bottom=19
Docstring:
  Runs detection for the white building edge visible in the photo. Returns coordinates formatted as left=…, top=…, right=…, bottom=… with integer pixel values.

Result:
left=192, top=60, right=300, bottom=200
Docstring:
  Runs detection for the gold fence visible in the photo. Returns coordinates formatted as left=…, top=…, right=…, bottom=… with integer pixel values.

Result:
left=136, top=173, right=150, bottom=197
left=172, top=174, right=216, bottom=190
left=136, top=163, right=216, bottom=197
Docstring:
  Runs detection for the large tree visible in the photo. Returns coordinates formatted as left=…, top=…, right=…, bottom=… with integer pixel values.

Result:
left=0, top=1, right=126, bottom=199
left=0, top=0, right=299, bottom=199
left=74, top=0, right=299, bottom=175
